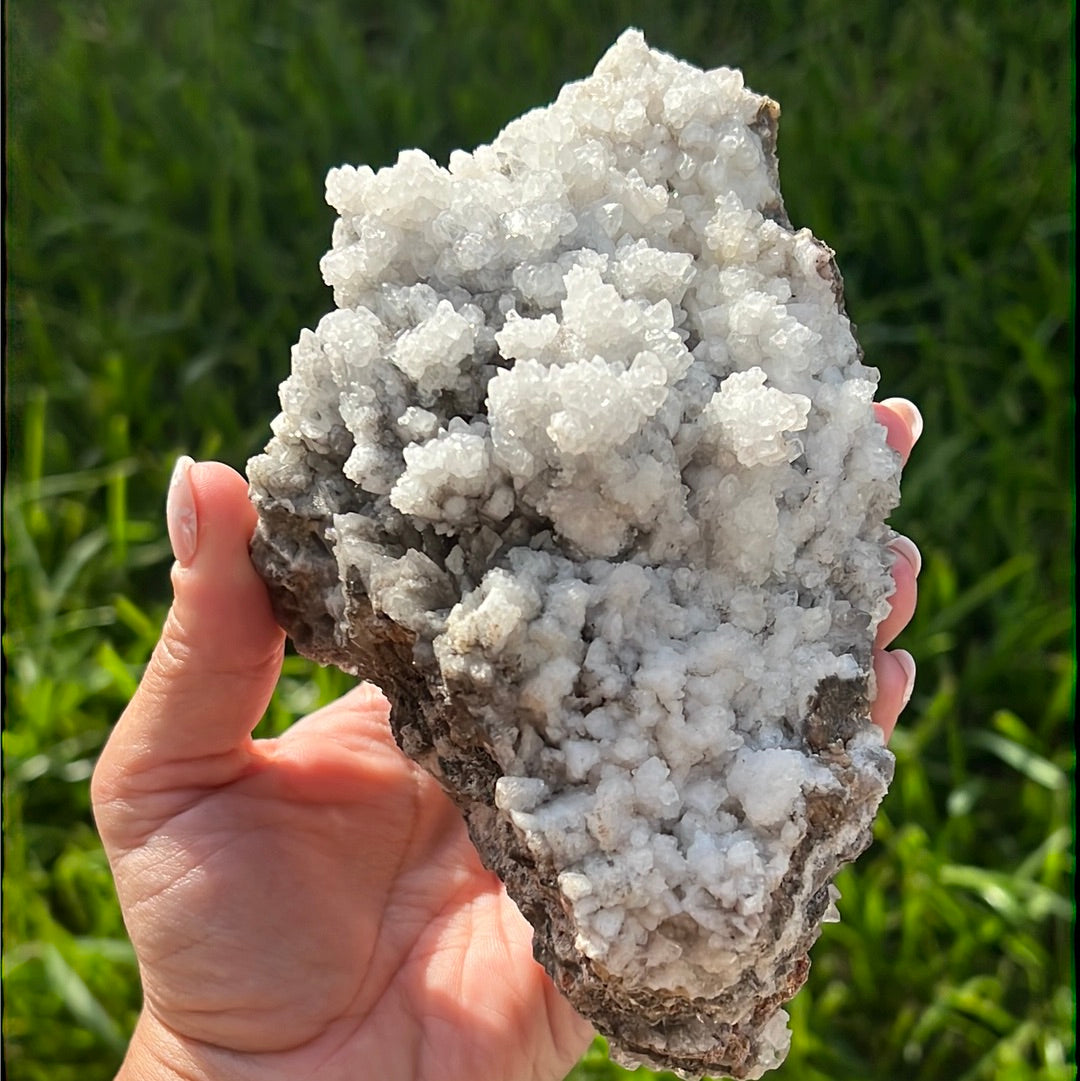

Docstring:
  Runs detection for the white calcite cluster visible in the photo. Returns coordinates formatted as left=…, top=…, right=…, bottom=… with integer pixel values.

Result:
left=249, top=29, right=899, bottom=1080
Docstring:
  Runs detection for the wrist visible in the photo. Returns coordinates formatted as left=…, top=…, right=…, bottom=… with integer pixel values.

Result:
left=118, top=1012, right=218, bottom=1081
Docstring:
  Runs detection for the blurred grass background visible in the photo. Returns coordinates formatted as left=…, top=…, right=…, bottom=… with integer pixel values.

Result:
left=3, top=1, right=1073, bottom=1078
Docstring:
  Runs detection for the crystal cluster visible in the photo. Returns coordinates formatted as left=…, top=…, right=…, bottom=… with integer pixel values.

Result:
left=248, top=29, right=900, bottom=1079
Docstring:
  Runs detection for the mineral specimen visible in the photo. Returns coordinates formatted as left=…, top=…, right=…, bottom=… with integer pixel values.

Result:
left=247, top=29, right=900, bottom=1080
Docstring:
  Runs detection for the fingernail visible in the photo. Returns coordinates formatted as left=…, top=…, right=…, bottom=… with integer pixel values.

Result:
left=167, top=455, right=198, bottom=567
left=893, top=649, right=917, bottom=709
left=889, top=534, right=923, bottom=576
left=880, top=398, right=924, bottom=444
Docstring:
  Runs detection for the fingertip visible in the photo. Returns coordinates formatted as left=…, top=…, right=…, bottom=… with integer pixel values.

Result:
left=186, top=460, right=259, bottom=552
left=871, top=648, right=917, bottom=742
left=889, top=534, right=922, bottom=577
left=873, top=404, right=911, bottom=466
left=876, top=398, right=923, bottom=467
left=876, top=540, right=919, bottom=648
left=169, top=461, right=267, bottom=599
left=880, top=398, right=924, bottom=444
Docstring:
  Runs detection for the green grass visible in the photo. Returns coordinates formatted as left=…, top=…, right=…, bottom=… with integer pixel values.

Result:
left=4, top=1, right=1073, bottom=1078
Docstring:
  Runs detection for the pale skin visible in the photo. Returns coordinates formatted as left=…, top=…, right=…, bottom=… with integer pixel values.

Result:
left=92, top=400, right=921, bottom=1081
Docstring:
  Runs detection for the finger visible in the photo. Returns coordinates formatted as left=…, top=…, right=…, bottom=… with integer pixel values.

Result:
left=870, top=648, right=916, bottom=743
left=875, top=398, right=923, bottom=466
left=876, top=535, right=921, bottom=648
left=100, top=459, right=285, bottom=778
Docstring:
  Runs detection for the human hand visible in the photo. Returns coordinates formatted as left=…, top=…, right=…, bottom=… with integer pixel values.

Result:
left=92, top=398, right=919, bottom=1081
left=92, top=462, right=594, bottom=1081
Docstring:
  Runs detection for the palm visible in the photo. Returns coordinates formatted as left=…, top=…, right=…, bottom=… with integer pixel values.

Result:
left=109, top=684, right=591, bottom=1081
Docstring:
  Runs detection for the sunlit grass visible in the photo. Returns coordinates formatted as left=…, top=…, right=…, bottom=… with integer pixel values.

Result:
left=4, top=1, right=1073, bottom=1079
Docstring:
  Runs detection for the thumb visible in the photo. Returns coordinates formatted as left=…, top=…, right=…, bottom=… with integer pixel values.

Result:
left=97, top=458, right=285, bottom=789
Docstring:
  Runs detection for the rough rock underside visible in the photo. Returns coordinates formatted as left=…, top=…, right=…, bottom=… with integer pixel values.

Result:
left=247, top=29, right=899, bottom=1080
